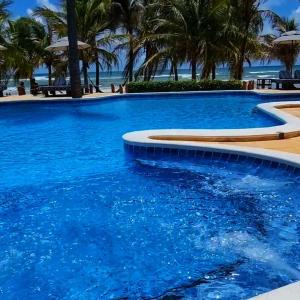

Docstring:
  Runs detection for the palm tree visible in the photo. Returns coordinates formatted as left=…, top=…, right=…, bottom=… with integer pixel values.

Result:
left=263, top=17, right=299, bottom=73
left=75, top=0, right=118, bottom=92
left=35, top=0, right=119, bottom=92
left=112, top=0, right=144, bottom=82
left=0, top=0, right=12, bottom=95
left=227, top=0, right=275, bottom=80
left=148, top=0, right=209, bottom=80
left=32, top=9, right=57, bottom=85
left=125, top=0, right=163, bottom=81
left=66, top=0, right=82, bottom=98
left=7, top=18, right=48, bottom=86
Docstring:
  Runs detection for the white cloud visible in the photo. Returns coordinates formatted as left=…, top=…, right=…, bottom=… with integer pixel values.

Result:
left=291, top=6, right=300, bottom=24
left=27, top=7, right=43, bottom=24
left=26, top=8, right=33, bottom=15
left=36, top=0, right=58, bottom=11
left=26, top=0, right=58, bottom=23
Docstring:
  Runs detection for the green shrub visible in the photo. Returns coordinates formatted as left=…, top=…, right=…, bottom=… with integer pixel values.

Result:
left=127, top=80, right=243, bottom=93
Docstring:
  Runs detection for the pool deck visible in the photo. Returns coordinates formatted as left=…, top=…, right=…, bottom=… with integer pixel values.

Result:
left=0, top=92, right=114, bottom=103
left=250, top=281, right=300, bottom=300
left=210, top=107, right=300, bottom=155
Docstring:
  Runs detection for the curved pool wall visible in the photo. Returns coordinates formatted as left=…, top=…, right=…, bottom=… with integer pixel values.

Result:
left=124, top=143, right=300, bottom=175
left=122, top=94, right=300, bottom=170
left=0, top=91, right=300, bottom=299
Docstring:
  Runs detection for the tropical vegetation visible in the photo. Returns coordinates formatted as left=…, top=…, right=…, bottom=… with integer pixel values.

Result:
left=127, top=79, right=243, bottom=93
left=263, top=16, right=300, bottom=74
left=0, top=0, right=297, bottom=94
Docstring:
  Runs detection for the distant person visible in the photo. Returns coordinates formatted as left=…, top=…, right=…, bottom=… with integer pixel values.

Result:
left=17, top=81, right=26, bottom=96
left=30, top=78, right=39, bottom=96
left=53, top=75, right=67, bottom=86
left=53, top=75, right=67, bottom=95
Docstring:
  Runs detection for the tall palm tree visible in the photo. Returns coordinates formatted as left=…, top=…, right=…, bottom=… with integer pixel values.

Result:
left=32, top=9, right=57, bottom=85
left=75, top=0, right=117, bottom=91
left=125, top=0, right=162, bottom=81
left=228, top=0, right=275, bottom=80
left=112, top=0, right=144, bottom=82
left=0, top=0, right=12, bottom=95
left=150, top=0, right=213, bottom=80
left=35, top=0, right=118, bottom=92
left=7, top=18, right=48, bottom=85
left=66, top=0, right=82, bottom=98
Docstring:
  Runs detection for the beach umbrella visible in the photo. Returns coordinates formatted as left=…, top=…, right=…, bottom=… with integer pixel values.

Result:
left=273, top=31, right=300, bottom=45
left=45, top=37, right=90, bottom=52
left=273, top=31, right=300, bottom=73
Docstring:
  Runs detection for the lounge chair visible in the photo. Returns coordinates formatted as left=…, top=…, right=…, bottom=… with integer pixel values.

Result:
left=271, top=70, right=300, bottom=89
left=39, top=76, right=90, bottom=97
left=38, top=76, right=71, bottom=97
left=294, top=70, right=300, bottom=79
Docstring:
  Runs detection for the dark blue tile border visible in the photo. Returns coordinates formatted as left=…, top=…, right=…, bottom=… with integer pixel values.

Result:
left=124, top=143, right=300, bottom=176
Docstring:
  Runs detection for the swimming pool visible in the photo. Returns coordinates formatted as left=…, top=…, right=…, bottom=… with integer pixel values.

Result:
left=0, top=92, right=299, bottom=299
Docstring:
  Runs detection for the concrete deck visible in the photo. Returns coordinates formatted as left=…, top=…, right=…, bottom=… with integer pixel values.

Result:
left=0, top=92, right=114, bottom=103
left=0, top=88, right=300, bottom=103
left=250, top=282, right=300, bottom=300
left=215, top=107, right=300, bottom=155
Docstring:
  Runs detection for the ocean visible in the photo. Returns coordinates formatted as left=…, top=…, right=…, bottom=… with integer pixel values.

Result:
left=4, top=65, right=293, bottom=95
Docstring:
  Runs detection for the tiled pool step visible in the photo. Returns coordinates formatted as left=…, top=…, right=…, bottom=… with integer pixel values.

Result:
left=124, top=143, right=300, bottom=177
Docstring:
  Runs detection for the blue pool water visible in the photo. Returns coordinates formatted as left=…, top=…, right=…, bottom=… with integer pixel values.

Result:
left=0, top=93, right=299, bottom=299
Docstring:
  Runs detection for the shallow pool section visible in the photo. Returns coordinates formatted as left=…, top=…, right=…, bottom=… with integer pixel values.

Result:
left=0, top=93, right=299, bottom=299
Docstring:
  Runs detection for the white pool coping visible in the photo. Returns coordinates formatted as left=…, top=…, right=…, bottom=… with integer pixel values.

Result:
left=123, top=100, right=300, bottom=167
left=250, top=282, right=300, bottom=300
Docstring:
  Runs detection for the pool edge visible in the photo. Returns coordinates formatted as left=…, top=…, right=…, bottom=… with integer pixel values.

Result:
left=123, top=100, right=300, bottom=168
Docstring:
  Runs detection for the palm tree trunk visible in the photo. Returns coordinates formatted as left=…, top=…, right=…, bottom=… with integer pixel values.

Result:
left=82, top=60, right=89, bottom=93
left=66, top=0, right=82, bottom=98
left=211, top=64, right=216, bottom=80
left=47, top=64, right=52, bottom=85
left=95, top=50, right=101, bottom=92
left=128, top=48, right=134, bottom=82
left=191, top=59, right=197, bottom=80
left=234, top=58, right=244, bottom=80
left=234, top=38, right=247, bottom=80
left=128, top=33, right=134, bottom=82
left=144, top=45, right=149, bottom=81
left=201, top=65, right=210, bottom=79
left=173, top=62, right=179, bottom=81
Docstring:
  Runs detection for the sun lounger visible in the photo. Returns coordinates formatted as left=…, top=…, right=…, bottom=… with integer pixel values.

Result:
left=294, top=70, right=300, bottom=79
left=38, top=75, right=88, bottom=97
left=38, top=76, right=68, bottom=96
left=271, top=71, right=300, bottom=89
left=39, top=85, right=72, bottom=97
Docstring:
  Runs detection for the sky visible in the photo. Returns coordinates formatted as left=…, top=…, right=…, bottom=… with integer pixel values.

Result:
left=10, top=0, right=60, bottom=17
left=9, top=0, right=300, bottom=20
